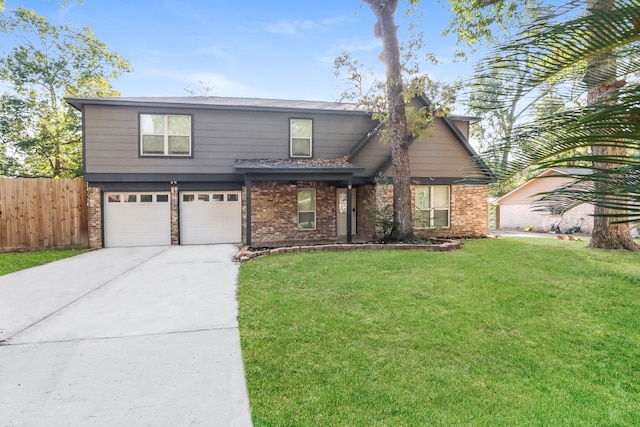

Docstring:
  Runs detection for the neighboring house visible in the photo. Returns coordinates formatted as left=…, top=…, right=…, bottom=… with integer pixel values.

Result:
left=65, top=95, right=494, bottom=248
left=496, top=168, right=594, bottom=234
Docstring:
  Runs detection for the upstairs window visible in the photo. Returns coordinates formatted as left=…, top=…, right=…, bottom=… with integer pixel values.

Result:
left=415, top=186, right=450, bottom=228
left=290, top=118, right=312, bottom=157
left=140, top=114, right=192, bottom=156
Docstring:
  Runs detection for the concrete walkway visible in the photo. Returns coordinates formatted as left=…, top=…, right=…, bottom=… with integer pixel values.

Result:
left=0, top=245, right=253, bottom=426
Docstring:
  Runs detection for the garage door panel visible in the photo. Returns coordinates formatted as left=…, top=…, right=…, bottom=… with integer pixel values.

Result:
left=105, top=193, right=171, bottom=248
left=180, top=192, right=241, bottom=245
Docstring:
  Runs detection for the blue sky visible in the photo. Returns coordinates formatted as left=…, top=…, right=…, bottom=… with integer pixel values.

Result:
left=2, top=0, right=481, bottom=110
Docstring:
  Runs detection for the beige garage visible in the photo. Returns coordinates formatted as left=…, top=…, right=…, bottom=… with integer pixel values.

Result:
left=496, top=168, right=594, bottom=233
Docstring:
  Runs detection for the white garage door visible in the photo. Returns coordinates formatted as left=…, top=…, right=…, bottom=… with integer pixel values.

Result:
left=104, top=192, right=171, bottom=247
left=180, top=191, right=242, bottom=244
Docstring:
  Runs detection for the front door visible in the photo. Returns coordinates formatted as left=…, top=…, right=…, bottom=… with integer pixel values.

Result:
left=336, top=188, right=356, bottom=236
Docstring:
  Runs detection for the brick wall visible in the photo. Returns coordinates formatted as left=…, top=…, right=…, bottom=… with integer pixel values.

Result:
left=88, top=186, right=102, bottom=249
left=356, top=184, right=394, bottom=241
left=357, top=183, right=489, bottom=240
left=356, top=185, right=375, bottom=240
left=170, top=185, right=179, bottom=245
left=436, top=184, right=488, bottom=237
left=87, top=182, right=487, bottom=248
left=246, top=181, right=337, bottom=245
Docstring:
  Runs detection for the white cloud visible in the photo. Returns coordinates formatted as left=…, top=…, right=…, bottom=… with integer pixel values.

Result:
left=336, top=39, right=381, bottom=53
left=122, top=66, right=271, bottom=98
left=314, top=38, right=381, bottom=68
left=197, top=45, right=230, bottom=58
left=162, top=0, right=210, bottom=25
left=130, top=46, right=174, bottom=63
left=263, top=19, right=323, bottom=36
left=186, top=35, right=214, bottom=42
left=263, top=15, right=352, bottom=37
left=320, top=16, right=353, bottom=26
left=187, top=72, right=272, bottom=98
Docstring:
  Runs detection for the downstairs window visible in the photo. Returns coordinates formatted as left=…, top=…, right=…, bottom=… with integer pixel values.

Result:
left=297, top=189, right=316, bottom=230
left=415, top=185, right=450, bottom=228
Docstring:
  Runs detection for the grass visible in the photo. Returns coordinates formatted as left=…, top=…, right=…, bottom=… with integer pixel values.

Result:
left=238, top=237, right=640, bottom=426
left=0, top=249, right=86, bottom=276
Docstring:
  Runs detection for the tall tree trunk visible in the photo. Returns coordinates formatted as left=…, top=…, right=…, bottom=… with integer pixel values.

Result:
left=53, top=143, right=61, bottom=177
left=364, top=0, right=414, bottom=241
left=585, top=0, right=638, bottom=251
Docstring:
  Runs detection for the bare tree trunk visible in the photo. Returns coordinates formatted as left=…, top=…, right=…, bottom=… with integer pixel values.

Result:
left=364, top=0, right=414, bottom=241
left=585, top=0, right=638, bottom=251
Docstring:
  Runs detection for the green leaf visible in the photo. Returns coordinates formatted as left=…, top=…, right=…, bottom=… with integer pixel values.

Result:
left=0, top=6, right=131, bottom=177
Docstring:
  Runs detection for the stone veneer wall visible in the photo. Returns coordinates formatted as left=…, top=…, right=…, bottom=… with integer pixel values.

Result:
left=244, top=181, right=338, bottom=245
left=88, top=186, right=102, bottom=249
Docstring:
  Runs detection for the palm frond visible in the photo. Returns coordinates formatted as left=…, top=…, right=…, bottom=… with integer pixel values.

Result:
left=476, top=0, right=640, bottom=102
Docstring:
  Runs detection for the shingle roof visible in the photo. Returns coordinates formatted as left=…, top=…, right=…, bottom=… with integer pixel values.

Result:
left=495, top=167, right=592, bottom=203
left=65, top=96, right=367, bottom=114
left=235, top=158, right=362, bottom=170
left=551, top=167, right=592, bottom=175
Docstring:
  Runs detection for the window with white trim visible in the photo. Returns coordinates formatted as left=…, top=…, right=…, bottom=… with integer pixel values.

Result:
left=140, top=114, right=192, bottom=156
left=290, top=118, right=312, bottom=157
left=415, top=186, right=450, bottom=228
left=298, top=188, right=316, bottom=230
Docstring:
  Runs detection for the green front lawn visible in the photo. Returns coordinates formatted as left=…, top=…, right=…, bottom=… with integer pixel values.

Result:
left=238, top=238, right=640, bottom=426
left=0, top=249, right=86, bottom=276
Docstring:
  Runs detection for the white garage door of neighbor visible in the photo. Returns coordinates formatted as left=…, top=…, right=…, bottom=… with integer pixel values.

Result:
left=180, top=191, right=242, bottom=244
left=104, top=192, right=171, bottom=248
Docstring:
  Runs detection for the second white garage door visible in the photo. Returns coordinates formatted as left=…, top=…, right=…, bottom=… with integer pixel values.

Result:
left=180, top=191, right=242, bottom=244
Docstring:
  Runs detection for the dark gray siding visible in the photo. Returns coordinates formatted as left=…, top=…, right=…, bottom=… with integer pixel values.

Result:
left=83, top=105, right=375, bottom=175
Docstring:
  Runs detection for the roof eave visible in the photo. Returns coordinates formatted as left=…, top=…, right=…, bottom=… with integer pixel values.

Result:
left=64, top=97, right=370, bottom=116
left=235, top=166, right=365, bottom=174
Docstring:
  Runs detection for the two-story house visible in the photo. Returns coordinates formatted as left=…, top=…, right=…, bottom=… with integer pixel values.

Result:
left=65, top=95, right=493, bottom=248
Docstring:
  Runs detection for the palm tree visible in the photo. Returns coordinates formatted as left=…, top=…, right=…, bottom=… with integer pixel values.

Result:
left=474, top=0, right=640, bottom=250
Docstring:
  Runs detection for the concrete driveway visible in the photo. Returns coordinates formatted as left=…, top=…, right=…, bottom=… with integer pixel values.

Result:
left=0, top=245, right=253, bottom=426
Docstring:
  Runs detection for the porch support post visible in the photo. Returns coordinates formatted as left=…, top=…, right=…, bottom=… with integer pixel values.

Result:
left=245, top=177, right=253, bottom=247
left=346, top=182, right=353, bottom=243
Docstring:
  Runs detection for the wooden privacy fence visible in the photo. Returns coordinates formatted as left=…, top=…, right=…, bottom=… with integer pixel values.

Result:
left=0, top=178, right=88, bottom=251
